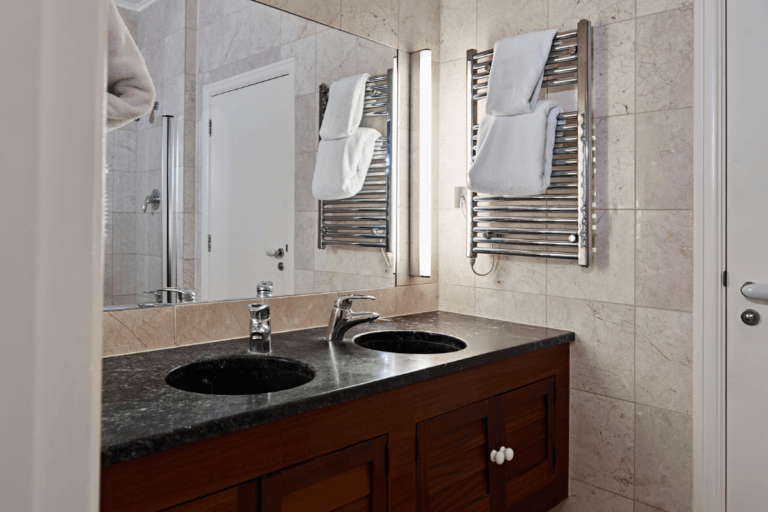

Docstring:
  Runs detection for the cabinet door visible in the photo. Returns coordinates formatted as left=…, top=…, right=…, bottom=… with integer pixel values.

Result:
left=496, top=377, right=556, bottom=510
left=163, top=481, right=257, bottom=511
left=261, top=436, right=387, bottom=512
left=416, top=400, right=505, bottom=512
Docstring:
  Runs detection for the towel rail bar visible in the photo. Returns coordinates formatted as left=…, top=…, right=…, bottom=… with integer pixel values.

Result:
left=466, top=20, right=593, bottom=267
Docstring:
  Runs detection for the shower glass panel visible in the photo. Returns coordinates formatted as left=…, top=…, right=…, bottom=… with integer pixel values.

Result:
left=104, top=115, right=181, bottom=309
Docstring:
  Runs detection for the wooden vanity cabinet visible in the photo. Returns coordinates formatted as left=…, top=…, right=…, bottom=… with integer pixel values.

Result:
left=415, top=377, right=558, bottom=512
left=101, top=344, right=569, bottom=512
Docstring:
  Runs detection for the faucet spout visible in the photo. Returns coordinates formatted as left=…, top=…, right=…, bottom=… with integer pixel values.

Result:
left=325, top=295, right=380, bottom=341
left=249, top=303, right=271, bottom=353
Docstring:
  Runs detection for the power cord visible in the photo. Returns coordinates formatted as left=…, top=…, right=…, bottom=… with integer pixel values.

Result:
left=460, top=194, right=495, bottom=277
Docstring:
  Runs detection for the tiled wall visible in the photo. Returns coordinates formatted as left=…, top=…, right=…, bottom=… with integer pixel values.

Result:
left=437, top=1, right=693, bottom=511
left=102, top=285, right=438, bottom=356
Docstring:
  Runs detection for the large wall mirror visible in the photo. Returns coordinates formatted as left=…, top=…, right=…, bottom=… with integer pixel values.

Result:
left=105, top=1, right=407, bottom=310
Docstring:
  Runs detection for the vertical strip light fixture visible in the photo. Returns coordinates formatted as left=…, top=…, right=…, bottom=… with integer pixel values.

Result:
left=410, top=49, right=432, bottom=277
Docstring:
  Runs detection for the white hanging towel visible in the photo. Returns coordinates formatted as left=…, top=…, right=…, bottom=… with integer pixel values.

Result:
left=319, top=73, right=371, bottom=140
left=312, top=127, right=382, bottom=200
left=485, top=29, right=558, bottom=116
left=468, top=100, right=562, bottom=196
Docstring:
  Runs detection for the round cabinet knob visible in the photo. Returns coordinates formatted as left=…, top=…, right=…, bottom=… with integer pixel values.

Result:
left=490, top=449, right=497, bottom=462
left=490, top=447, right=506, bottom=465
left=504, top=447, right=514, bottom=461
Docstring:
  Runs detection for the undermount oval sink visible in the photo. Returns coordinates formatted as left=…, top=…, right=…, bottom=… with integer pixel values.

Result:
left=353, top=331, right=467, bottom=355
left=165, top=355, right=315, bottom=395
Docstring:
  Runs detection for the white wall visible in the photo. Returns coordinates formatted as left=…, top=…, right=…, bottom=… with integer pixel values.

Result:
left=0, top=0, right=106, bottom=510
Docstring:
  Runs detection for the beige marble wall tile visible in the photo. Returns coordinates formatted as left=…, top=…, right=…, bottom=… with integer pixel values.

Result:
left=198, top=20, right=224, bottom=73
left=439, top=283, right=475, bottom=315
left=438, top=209, right=476, bottom=287
left=294, top=93, right=318, bottom=152
left=399, top=0, right=440, bottom=58
left=547, top=210, right=635, bottom=305
left=356, top=37, right=396, bottom=76
left=316, top=28, right=357, bottom=88
left=103, top=306, right=176, bottom=356
left=294, top=211, right=316, bottom=271
left=636, top=108, right=693, bottom=210
left=571, top=389, right=635, bottom=498
left=175, top=300, right=251, bottom=345
left=113, top=254, right=137, bottom=296
left=475, top=255, right=547, bottom=295
left=549, top=0, right=635, bottom=31
left=634, top=502, right=667, bottom=512
left=439, top=0, right=476, bottom=63
left=548, top=297, right=634, bottom=401
left=354, top=287, right=398, bottom=317
left=550, top=479, right=634, bottom=512
left=593, top=19, right=635, bottom=117
left=164, top=28, right=186, bottom=79
left=280, top=35, right=316, bottom=96
left=294, top=269, right=314, bottom=294
left=312, top=272, right=394, bottom=293
left=637, top=0, right=692, bottom=17
left=595, top=115, right=634, bottom=209
left=314, top=243, right=395, bottom=278
left=339, top=0, right=398, bottom=48
left=198, top=0, right=251, bottom=30
left=280, top=10, right=318, bottom=44
left=438, top=134, right=466, bottom=211
left=267, top=292, right=340, bottom=331
left=636, top=7, right=693, bottom=112
left=635, top=307, right=693, bottom=415
left=112, top=213, right=136, bottom=254
left=438, top=59, right=465, bottom=138
left=474, top=288, right=546, bottom=326
left=294, top=152, right=316, bottom=212
left=250, top=2, right=282, bottom=55
left=635, top=405, right=692, bottom=512
left=635, top=210, right=693, bottom=312
left=397, top=283, right=439, bottom=314
left=271, top=0, right=342, bottom=28
left=476, top=0, right=548, bottom=50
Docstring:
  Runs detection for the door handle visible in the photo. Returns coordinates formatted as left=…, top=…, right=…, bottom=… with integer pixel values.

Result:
left=741, top=282, right=768, bottom=301
left=266, top=248, right=284, bottom=259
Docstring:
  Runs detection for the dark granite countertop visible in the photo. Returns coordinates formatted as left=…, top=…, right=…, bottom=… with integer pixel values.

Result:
left=102, top=311, right=574, bottom=466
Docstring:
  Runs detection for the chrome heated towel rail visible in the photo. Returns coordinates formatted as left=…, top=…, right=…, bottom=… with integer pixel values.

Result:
left=317, top=68, right=397, bottom=253
left=466, top=19, right=594, bottom=266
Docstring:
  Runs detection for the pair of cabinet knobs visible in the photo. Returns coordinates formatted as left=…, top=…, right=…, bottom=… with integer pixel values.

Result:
left=490, top=447, right=514, bottom=465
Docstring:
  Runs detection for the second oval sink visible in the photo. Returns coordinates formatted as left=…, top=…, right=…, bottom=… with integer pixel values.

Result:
left=165, top=355, right=314, bottom=395
left=353, top=331, right=467, bottom=354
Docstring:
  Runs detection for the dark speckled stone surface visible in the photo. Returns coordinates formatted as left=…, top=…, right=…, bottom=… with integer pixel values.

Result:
left=101, top=311, right=574, bottom=466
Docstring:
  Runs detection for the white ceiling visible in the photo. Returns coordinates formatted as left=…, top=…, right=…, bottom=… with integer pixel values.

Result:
left=113, top=0, right=159, bottom=12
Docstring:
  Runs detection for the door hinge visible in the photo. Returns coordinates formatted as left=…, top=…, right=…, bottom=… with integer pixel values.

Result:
left=208, top=234, right=211, bottom=252
left=722, top=270, right=728, bottom=287
left=209, top=119, right=212, bottom=136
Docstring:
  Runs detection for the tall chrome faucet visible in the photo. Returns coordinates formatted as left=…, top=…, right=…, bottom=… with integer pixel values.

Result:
left=325, top=295, right=379, bottom=341
left=248, top=303, right=271, bottom=353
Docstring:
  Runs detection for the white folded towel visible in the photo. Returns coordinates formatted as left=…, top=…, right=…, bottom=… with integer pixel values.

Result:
left=312, top=128, right=382, bottom=200
left=468, top=100, right=562, bottom=196
left=106, top=0, right=156, bottom=131
left=319, top=73, right=370, bottom=140
left=485, top=29, right=558, bottom=116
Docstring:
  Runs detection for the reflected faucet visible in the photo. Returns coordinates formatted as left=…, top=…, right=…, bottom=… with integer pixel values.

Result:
left=249, top=303, right=271, bottom=353
left=325, top=295, right=380, bottom=341
left=144, top=287, right=196, bottom=303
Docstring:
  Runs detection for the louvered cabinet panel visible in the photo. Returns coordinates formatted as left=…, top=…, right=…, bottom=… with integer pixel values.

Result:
left=497, top=378, right=556, bottom=510
left=261, top=437, right=387, bottom=512
left=416, top=400, right=503, bottom=512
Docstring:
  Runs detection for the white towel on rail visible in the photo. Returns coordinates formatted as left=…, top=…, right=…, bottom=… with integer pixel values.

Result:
left=312, top=127, right=382, bottom=200
left=468, top=100, right=562, bottom=196
left=485, top=29, right=558, bottom=116
left=319, top=73, right=371, bottom=140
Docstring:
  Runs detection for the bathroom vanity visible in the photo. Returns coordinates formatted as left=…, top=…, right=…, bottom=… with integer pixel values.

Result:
left=100, top=312, right=573, bottom=512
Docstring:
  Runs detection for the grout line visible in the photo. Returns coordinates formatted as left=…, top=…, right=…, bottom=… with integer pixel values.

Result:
left=633, top=2, right=638, bottom=501
left=572, top=387, right=692, bottom=417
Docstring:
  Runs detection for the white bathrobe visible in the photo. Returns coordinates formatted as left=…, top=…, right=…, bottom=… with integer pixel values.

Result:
left=106, top=0, right=155, bottom=131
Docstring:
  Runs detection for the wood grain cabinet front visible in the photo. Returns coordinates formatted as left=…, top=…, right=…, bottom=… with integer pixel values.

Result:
left=416, top=377, right=559, bottom=512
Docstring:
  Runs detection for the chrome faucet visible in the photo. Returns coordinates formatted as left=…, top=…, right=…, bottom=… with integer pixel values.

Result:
left=144, top=287, right=196, bottom=303
left=325, top=295, right=379, bottom=341
left=249, top=303, right=271, bottom=353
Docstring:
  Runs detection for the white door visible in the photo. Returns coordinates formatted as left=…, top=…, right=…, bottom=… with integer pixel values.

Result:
left=208, top=74, right=294, bottom=301
left=726, top=0, right=768, bottom=509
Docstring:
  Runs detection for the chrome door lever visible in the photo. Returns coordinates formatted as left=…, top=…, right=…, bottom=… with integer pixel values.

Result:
left=266, top=248, right=285, bottom=259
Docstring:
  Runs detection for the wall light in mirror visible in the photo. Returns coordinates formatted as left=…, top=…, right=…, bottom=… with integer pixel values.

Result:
left=410, top=49, right=432, bottom=277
